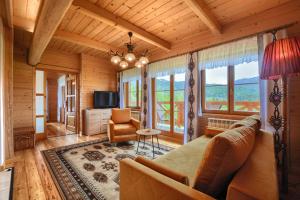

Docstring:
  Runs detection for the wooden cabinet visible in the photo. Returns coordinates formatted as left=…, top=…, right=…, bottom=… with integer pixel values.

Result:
left=82, top=109, right=112, bottom=135
left=13, top=127, right=35, bottom=151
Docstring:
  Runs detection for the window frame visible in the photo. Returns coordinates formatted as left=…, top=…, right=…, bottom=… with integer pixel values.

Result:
left=201, top=65, right=260, bottom=116
left=125, top=80, right=141, bottom=109
left=151, top=74, right=184, bottom=142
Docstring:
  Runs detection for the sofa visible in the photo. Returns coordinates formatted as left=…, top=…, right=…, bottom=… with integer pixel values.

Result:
left=119, top=116, right=278, bottom=200
left=108, top=108, right=140, bottom=143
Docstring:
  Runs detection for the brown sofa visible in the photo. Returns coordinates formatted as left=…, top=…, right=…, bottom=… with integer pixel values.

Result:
left=119, top=116, right=278, bottom=200
left=108, top=108, right=140, bottom=143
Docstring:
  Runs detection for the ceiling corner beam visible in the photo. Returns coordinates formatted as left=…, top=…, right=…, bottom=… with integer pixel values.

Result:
left=184, top=0, right=222, bottom=34
left=28, top=0, right=73, bottom=65
left=72, top=0, right=171, bottom=51
left=53, top=30, right=121, bottom=53
left=13, top=16, right=35, bottom=33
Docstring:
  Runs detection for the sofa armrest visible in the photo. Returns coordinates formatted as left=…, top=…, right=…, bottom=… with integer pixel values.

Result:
left=108, top=120, right=115, bottom=141
left=135, top=156, right=189, bottom=185
left=130, top=118, right=140, bottom=130
left=120, top=158, right=215, bottom=200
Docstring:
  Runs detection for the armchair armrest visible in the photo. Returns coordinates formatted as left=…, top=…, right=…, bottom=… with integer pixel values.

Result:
left=120, top=158, right=215, bottom=200
left=108, top=120, right=115, bottom=141
left=130, top=118, right=140, bottom=130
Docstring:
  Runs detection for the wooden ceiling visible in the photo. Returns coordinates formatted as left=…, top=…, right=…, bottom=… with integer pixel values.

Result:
left=12, top=0, right=299, bottom=64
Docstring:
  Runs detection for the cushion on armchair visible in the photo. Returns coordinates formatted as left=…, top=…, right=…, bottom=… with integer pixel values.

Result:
left=135, top=156, right=189, bottom=185
left=192, top=126, right=256, bottom=197
left=112, top=108, right=131, bottom=123
left=114, top=123, right=137, bottom=135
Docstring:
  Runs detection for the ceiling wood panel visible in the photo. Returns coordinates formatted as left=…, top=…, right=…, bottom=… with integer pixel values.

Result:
left=12, top=0, right=295, bottom=61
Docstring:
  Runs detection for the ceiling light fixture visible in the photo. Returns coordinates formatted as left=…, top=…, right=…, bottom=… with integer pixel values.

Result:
left=109, top=32, right=149, bottom=69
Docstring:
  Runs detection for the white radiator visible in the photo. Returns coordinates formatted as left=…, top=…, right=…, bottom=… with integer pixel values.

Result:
left=207, top=118, right=237, bottom=129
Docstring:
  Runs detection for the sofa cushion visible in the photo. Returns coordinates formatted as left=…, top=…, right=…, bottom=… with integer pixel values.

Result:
left=192, top=126, right=256, bottom=197
left=229, top=115, right=261, bottom=132
left=135, top=156, right=189, bottom=185
left=114, top=123, right=137, bottom=136
left=154, top=135, right=212, bottom=185
left=112, top=108, right=131, bottom=123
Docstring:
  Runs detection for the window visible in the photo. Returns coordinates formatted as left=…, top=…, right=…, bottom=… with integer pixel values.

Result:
left=174, top=73, right=185, bottom=133
left=204, top=66, right=228, bottom=111
left=155, top=75, right=171, bottom=131
left=128, top=80, right=137, bottom=107
left=202, top=61, right=260, bottom=114
left=126, top=80, right=141, bottom=108
left=152, top=73, right=185, bottom=137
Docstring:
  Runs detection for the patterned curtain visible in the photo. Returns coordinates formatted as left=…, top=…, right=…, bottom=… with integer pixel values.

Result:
left=184, top=52, right=199, bottom=143
left=141, top=65, right=149, bottom=129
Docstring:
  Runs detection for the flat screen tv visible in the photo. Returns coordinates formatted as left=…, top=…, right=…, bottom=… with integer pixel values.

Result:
left=94, top=91, right=118, bottom=108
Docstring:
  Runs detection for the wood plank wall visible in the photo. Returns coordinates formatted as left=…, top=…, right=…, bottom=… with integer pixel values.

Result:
left=47, top=78, right=58, bottom=122
left=13, top=47, right=34, bottom=129
left=80, top=54, right=117, bottom=129
left=1, top=19, right=14, bottom=160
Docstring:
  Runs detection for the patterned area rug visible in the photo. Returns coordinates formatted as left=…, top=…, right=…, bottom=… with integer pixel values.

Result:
left=42, top=138, right=173, bottom=200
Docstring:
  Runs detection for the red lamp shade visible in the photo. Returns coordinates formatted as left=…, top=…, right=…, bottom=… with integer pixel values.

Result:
left=260, top=37, right=300, bottom=80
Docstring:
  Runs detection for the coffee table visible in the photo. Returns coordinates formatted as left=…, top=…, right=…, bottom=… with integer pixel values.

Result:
left=136, top=129, right=161, bottom=158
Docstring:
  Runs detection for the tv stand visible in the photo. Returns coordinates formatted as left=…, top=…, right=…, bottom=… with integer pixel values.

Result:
left=82, top=108, right=112, bottom=135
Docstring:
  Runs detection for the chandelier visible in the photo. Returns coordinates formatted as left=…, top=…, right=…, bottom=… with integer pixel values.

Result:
left=110, top=32, right=149, bottom=68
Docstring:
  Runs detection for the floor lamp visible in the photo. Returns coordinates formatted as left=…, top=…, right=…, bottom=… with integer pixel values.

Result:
left=260, top=34, right=300, bottom=193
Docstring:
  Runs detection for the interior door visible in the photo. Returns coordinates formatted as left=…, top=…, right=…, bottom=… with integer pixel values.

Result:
left=65, top=74, right=76, bottom=132
left=35, top=70, right=46, bottom=139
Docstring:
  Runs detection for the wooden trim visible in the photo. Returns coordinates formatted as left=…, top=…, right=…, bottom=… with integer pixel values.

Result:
left=53, top=30, right=121, bottom=53
left=170, top=74, right=175, bottom=136
left=183, top=0, right=221, bottom=34
left=151, top=78, right=156, bottom=129
left=158, top=134, right=183, bottom=145
left=0, top=0, right=13, bottom=27
left=228, top=65, right=234, bottom=113
left=72, top=0, right=171, bottom=51
left=37, top=63, right=80, bottom=74
left=124, top=82, right=129, bottom=107
left=28, top=0, right=73, bottom=65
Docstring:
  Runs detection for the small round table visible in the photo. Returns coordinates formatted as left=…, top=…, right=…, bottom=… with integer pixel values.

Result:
left=136, top=129, right=161, bottom=158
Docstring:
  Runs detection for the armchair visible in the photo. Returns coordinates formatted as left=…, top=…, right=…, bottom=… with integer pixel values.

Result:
left=108, top=108, right=140, bottom=143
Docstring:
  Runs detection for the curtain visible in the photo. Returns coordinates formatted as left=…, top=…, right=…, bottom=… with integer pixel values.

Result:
left=122, top=67, right=141, bottom=82
left=198, top=36, right=258, bottom=69
left=141, top=65, right=150, bottom=128
left=118, top=72, right=125, bottom=108
left=257, top=30, right=287, bottom=131
left=148, top=55, right=187, bottom=77
left=184, top=52, right=199, bottom=143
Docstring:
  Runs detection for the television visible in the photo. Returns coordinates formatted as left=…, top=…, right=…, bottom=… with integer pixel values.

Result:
left=94, top=91, right=118, bottom=108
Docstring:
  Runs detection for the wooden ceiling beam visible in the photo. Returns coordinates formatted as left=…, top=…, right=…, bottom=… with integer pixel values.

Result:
left=53, top=30, right=122, bottom=53
left=150, top=0, right=300, bottom=62
left=13, top=16, right=35, bottom=33
left=28, top=0, right=73, bottom=65
left=184, top=0, right=221, bottom=34
left=72, top=0, right=171, bottom=51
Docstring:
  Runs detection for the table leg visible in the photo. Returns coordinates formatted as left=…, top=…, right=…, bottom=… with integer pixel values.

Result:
left=143, top=135, right=146, bottom=148
left=151, top=135, right=154, bottom=158
left=156, top=135, right=160, bottom=150
left=136, top=135, right=141, bottom=153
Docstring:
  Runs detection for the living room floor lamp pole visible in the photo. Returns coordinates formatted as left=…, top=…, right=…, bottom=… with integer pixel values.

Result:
left=260, top=32, right=300, bottom=193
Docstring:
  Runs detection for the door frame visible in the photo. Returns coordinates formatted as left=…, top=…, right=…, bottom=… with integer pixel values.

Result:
left=35, top=67, right=80, bottom=140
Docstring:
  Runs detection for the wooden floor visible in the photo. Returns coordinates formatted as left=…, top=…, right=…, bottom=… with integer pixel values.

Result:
left=4, top=133, right=180, bottom=200
left=46, top=122, right=75, bottom=137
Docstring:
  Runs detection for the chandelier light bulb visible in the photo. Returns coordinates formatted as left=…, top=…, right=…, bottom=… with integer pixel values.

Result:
left=125, top=53, right=136, bottom=62
left=135, top=61, right=143, bottom=68
left=119, top=60, right=128, bottom=68
left=110, top=55, right=121, bottom=64
left=139, top=56, right=149, bottom=65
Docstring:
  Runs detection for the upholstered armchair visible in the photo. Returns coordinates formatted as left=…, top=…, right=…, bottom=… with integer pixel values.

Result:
left=108, top=108, right=140, bottom=143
